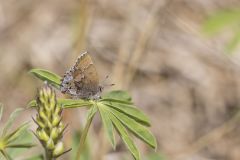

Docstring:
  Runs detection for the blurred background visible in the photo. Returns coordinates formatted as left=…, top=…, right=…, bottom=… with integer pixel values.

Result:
left=1, top=0, right=240, bottom=159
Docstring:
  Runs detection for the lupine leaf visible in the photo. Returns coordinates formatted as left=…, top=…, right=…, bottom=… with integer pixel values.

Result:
left=2, top=108, right=24, bottom=136
left=106, top=107, right=157, bottom=149
left=27, top=100, right=37, bottom=108
left=28, top=98, right=93, bottom=108
left=102, top=90, right=132, bottom=101
left=4, top=122, right=29, bottom=145
left=100, top=98, right=133, bottom=105
left=29, top=69, right=62, bottom=89
left=87, top=105, right=98, bottom=120
left=6, top=143, right=35, bottom=148
left=107, top=110, right=140, bottom=160
left=102, top=102, right=150, bottom=126
left=0, top=150, right=12, bottom=160
left=98, top=103, right=116, bottom=149
left=25, top=155, right=44, bottom=160
left=59, top=99, right=93, bottom=108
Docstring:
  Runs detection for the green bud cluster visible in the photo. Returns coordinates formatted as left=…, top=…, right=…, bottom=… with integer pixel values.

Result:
left=34, top=84, right=66, bottom=159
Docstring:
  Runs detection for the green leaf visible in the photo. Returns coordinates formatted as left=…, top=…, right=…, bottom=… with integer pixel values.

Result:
left=27, top=100, right=37, bottom=108
left=0, top=150, right=12, bottom=160
left=102, top=102, right=150, bottom=126
left=59, top=99, right=93, bottom=109
left=6, top=143, right=35, bottom=148
left=2, top=108, right=24, bottom=136
left=25, top=155, right=44, bottom=160
left=76, top=106, right=97, bottom=160
left=100, top=98, right=133, bottom=105
left=4, top=122, right=29, bottom=145
left=86, top=105, right=98, bottom=120
left=107, top=110, right=140, bottom=160
left=98, top=104, right=116, bottom=149
left=106, top=107, right=157, bottom=149
left=202, top=9, right=240, bottom=36
left=29, top=69, right=62, bottom=89
left=27, top=99, right=93, bottom=108
left=7, top=131, right=35, bottom=158
left=226, top=29, right=240, bottom=53
left=0, top=103, right=3, bottom=122
left=102, top=90, right=132, bottom=101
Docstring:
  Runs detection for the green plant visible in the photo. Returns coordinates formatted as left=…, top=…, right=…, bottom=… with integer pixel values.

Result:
left=0, top=104, right=35, bottom=160
left=28, top=68, right=157, bottom=160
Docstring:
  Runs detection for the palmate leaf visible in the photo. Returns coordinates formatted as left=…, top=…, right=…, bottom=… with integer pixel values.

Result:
left=29, top=68, right=157, bottom=160
left=102, top=90, right=132, bottom=102
left=29, top=69, right=62, bottom=89
left=4, top=122, right=29, bottom=145
left=25, top=155, right=44, bottom=160
left=106, top=109, right=140, bottom=160
left=2, top=108, right=24, bottom=137
left=102, top=102, right=150, bottom=126
left=28, top=99, right=93, bottom=108
left=98, top=103, right=116, bottom=149
left=104, top=106, right=157, bottom=149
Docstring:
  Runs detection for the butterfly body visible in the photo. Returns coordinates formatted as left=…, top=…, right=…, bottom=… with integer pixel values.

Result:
left=60, top=52, right=102, bottom=99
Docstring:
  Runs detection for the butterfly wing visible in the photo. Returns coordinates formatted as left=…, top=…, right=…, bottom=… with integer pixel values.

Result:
left=60, top=52, right=100, bottom=99
left=73, top=52, right=100, bottom=94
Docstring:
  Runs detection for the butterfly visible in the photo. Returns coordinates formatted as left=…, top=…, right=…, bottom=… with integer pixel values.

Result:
left=60, top=52, right=103, bottom=99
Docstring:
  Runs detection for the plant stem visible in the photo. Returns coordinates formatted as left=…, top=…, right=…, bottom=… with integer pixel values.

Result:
left=45, top=149, right=55, bottom=160
left=76, top=116, right=94, bottom=160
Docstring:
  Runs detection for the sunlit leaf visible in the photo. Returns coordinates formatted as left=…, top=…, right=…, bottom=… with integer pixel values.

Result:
left=107, top=110, right=140, bottom=160
left=28, top=98, right=93, bottom=109
left=6, top=143, right=35, bottom=148
left=86, top=105, right=98, bottom=120
left=25, top=155, right=44, bottom=160
left=100, top=98, right=133, bottom=105
left=59, top=99, right=93, bottom=108
left=102, top=102, right=150, bottom=126
left=0, top=150, right=12, bottom=160
left=98, top=104, right=116, bottom=149
left=106, top=107, right=157, bottom=149
left=4, top=122, right=29, bottom=145
left=27, top=100, right=37, bottom=108
left=102, top=90, right=132, bottom=102
left=29, top=69, right=62, bottom=89
left=2, top=108, right=24, bottom=136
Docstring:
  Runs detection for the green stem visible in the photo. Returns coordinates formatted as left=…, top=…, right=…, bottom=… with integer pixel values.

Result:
left=45, top=149, right=55, bottom=160
left=75, top=116, right=94, bottom=160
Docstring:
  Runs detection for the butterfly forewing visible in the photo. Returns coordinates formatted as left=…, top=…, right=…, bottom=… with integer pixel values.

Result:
left=60, top=52, right=101, bottom=99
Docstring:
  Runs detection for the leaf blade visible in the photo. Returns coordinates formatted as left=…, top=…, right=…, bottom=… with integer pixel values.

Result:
left=29, top=69, right=62, bottom=89
left=98, top=104, right=116, bottom=149
left=2, top=108, right=24, bottom=136
left=102, top=102, right=151, bottom=126
left=107, top=110, right=140, bottom=160
left=105, top=107, right=157, bottom=149
left=102, top=90, right=132, bottom=102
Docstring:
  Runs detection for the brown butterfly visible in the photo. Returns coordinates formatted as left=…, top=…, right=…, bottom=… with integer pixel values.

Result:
left=60, top=52, right=103, bottom=99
